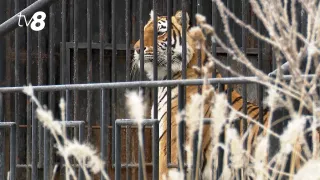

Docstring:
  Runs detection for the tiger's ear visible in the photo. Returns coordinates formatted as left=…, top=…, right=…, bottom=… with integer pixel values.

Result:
left=149, top=9, right=154, bottom=20
left=174, top=10, right=190, bottom=27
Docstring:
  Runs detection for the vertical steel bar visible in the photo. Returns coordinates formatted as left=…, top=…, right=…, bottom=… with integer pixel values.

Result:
left=181, top=0, right=187, bottom=80
left=126, top=0, right=132, bottom=82
left=177, top=85, right=185, bottom=173
left=25, top=0, right=32, bottom=179
left=105, top=0, right=110, bottom=43
left=173, top=0, right=177, bottom=12
left=32, top=102, right=38, bottom=179
left=65, top=0, right=71, bottom=124
left=196, top=0, right=202, bottom=93
left=86, top=0, right=92, bottom=142
left=73, top=0, right=79, bottom=123
left=104, top=1, right=112, bottom=175
left=211, top=0, right=217, bottom=79
left=49, top=2, right=56, bottom=176
left=111, top=0, right=117, bottom=165
left=10, top=124, right=16, bottom=180
left=115, top=123, right=121, bottom=180
left=99, top=0, right=106, bottom=178
left=166, top=0, right=173, bottom=167
left=69, top=0, right=74, bottom=41
left=193, top=1, right=202, bottom=178
left=111, top=0, right=115, bottom=164
left=152, top=4, right=158, bottom=177
left=240, top=1, right=248, bottom=178
left=0, top=0, right=5, bottom=83
left=223, top=2, right=233, bottom=176
left=211, top=2, right=224, bottom=177
left=241, top=0, right=248, bottom=134
left=65, top=62, right=71, bottom=122
left=197, top=0, right=202, bottom=15
left=296, top=3, right=302, bottom=49
left=71, top=0, right=79, bottom=166
left=38, top=7, right=44, bottom=170
left=125, top=0, right=132, bottom=179
left=14, top=0, right=20, bottom=172
left=211, top=1, right=216, bottom=177
left=61, top=0, right=67, bottom=178
left=272, top=48, right=276, bottom=73
left=61, top=0, right=66, bottom=109
left=79, top=122, right=85, bottom=143
left=226, top=0, right=232, bottom=103
left=301, top=7, right=306, bottom=36
left=153, top=121, right=159, bottom=180
left=78, top=123, right=85, bottom=180
left=138, top=126, right=145, bottom=180
left=45, top=2, right=56, bottom=179
left=43, top=62, right=50, bottom=175
left=125, top=128, right=131, bottom=178
left=153, top=0, right=158, bottom=119
left=192, top=130, right=199, bottom=179
left=0, top=94, right=4, bottom=180
left=139, top=0, right=144, bottom=83
left=191, top=0, right=196, bottom=26
left=257, top=18, right=263, bottom=124
left=179, top=0, right=188, bottom=172
left=0, top=1, right=5, bottom=178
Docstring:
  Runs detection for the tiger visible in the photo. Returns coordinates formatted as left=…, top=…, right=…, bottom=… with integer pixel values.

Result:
left=132, top=10, right=273, bottom=179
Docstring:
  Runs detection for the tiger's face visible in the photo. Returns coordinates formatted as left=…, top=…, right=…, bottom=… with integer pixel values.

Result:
left=133, top=10, right=195, bottom=80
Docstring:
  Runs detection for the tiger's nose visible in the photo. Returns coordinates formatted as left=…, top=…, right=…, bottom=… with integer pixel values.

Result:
left=135, top=47, right=146, bottom=54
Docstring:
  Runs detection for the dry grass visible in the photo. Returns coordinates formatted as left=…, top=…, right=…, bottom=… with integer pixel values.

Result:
left=126, top=0, right=320, bottom=179
left=22, top=85, right=110, bottom=180
left=20, top=0, right=320, bottom=179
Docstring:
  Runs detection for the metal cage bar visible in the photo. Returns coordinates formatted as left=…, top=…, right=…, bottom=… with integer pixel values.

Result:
left=151, top=0, right=159, bottom=179
left=14, top=0, right=20, bottom=173
left=0, top=0, right=317, bottom=179
left=139, top=0, right=145, bottom=88
left=0, top=122, right=16, bottom=180
left=125, top=1, right=132, bottom=179
left=87, top=0, right=93, bottom=142
left=73, top=0, right=79, bottom=131
left=166, top=0, right=173, bottom=168
left=257, top=17, right=264, bottom=125
left=0, top=75, right=314, bottom=93
left=178, top=0, right=188, bottom=174
left=37, top=4, right=44, bottom=170
left=115, top=119, right=159, bottom=180
left=45, top=2, right=56, bottom=179
left=241, top=0, right=248, bottom=138
left=26, top=0, right=32, bottom=179
left=99, top=0, right=107, bottom=179
left=111, top=0, right=117, bottom=166
left=0, top=94, right=4, bottom=179
left=32, top=101, right=38, bottom=179
left=60, top=0, right=67, bottom=178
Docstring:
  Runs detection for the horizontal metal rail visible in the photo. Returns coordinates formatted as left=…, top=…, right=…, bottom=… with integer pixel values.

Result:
left=63, top=41, right=265, bottom=54
left=58, top=121, right=85, bottom=126
left=0, top=74, right=316, bottom=93
left=0, top=0, right=59, bottom=36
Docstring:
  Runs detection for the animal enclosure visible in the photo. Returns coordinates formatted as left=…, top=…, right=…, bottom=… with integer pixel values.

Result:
left=0, top=0, right=312, bottom=180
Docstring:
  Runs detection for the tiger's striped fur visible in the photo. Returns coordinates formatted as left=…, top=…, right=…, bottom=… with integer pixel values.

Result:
left=132, top=10, right=270, bottom=179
